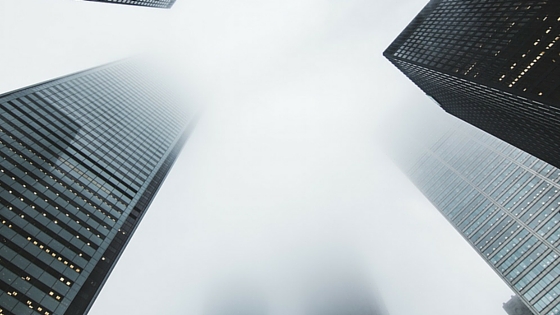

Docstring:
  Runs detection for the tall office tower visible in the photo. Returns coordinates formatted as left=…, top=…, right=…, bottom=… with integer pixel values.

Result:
left=505, top=295, right=536, bottom=315
left=384, top=0, right=560, bottom=170
left=0, top=61, right=196, bottom=315
left=83, top=0, right=176, bottom=9
left=389, top=111, right=560, bottom=315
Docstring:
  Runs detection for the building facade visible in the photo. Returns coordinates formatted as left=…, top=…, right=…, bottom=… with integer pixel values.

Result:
left=392, top=114, right=560, bottom=315
left=83, top=0, right=176, bottom=9
left=0, top=61, right=196, bottom=314
left=384, top=0, right=560, bottom=170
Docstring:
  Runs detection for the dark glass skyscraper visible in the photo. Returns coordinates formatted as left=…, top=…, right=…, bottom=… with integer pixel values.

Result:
left=84, top=0, right=176, bottom=9
left=384, top=0, right=560, bottom=170
left=390, top=112, right=560, bottom=315
left=0, top=61, right=196, bottom=314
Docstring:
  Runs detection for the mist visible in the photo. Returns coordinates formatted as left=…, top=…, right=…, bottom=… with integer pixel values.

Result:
left=2, top=0, right=513, bottom=314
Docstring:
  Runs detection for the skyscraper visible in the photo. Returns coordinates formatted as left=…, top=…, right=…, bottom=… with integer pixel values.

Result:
left=0, top=60, right=196, bottom=315
left=384, top=0, right=560, bottom=170
left=389, top=111, right=560, bottom=315
left=83, top=0, right=176, bottom=9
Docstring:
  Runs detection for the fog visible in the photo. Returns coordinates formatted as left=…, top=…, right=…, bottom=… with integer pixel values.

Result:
left=2, top=0, right=513, bottom=314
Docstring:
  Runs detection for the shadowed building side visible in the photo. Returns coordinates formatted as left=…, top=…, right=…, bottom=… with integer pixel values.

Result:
left=384, top=0, right=560, bottom=171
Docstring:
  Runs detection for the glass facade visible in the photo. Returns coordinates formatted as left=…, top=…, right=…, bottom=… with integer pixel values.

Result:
left=395, top=119, right=560, bottom=315
left=384, top=0, right=560, bottom=171
left=84, top=0, right=176, bottom=9
left=0, top=61, right=196, bottom=314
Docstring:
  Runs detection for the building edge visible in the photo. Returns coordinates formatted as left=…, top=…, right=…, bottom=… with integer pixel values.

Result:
left=83, top=0, right=175, bottom=8
left=65, top=112, right=201, bottom=315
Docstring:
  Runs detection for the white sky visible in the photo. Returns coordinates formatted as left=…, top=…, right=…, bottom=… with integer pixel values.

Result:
left=1, top=0, right=514, bottom=314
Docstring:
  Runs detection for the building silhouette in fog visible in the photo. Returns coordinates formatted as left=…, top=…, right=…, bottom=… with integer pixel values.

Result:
left=389, top=112, right=560, bottom=315
left=204, top=282, right=268, bottom=315
left=0, top=61, right=196, bottom=314
left=300, top=251, right=389, bottom=315
left=504, top=295, right=536, bottom=315
left=384, top=0, right=560, bottom=170
left=84, top=0, right=176, bottom=8
left=304, top=280, right=388, bottom=315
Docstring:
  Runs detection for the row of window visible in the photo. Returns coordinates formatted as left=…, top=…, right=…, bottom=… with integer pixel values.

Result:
left=406, top=117, right=560, bottom=313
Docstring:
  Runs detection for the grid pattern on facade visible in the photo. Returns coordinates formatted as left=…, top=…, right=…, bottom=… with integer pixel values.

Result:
left=384, top=0, right=560, bottom=172
left=390, top=58, right=560, bottom=172
left=0, top=61, right=193, bottom=315
left=84, top=0, right=176, bottom=9
left=401, top=123, right=560, bottom=315
left=386, top=0, right=560, bottom=102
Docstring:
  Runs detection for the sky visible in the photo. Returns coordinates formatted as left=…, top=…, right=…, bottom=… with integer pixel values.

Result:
left=1, top=0, right=514, bottom=314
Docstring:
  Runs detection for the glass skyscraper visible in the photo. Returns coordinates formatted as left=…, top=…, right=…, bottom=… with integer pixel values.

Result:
left=384, top=0, right=560, bottom=170
left=83, top=0, right=176, bottom=9
left=391, top=114, right=560, bottom=315
left=0, top=61, right=196, bottom=314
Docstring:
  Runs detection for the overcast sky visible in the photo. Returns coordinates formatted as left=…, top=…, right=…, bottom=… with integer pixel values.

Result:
left=2, top=0, right=514, bottom=314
